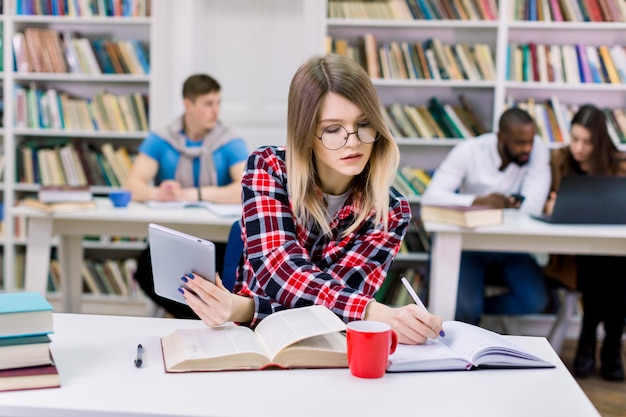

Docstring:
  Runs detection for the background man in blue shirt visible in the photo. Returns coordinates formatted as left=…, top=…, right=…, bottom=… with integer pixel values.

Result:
left=125, top=74, right=249, bottom=318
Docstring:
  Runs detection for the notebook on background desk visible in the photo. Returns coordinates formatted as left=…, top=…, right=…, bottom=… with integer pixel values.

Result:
left=532, top=175, right=626, bottom=224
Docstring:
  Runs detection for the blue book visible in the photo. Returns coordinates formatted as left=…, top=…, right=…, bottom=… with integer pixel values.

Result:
left=91, top=39, right=116, bottom=74
left=130, top=40, right=150, bottom=74
left=417, top=0, right=434, bottom=19
left=0, top=292, right=54, bottom=339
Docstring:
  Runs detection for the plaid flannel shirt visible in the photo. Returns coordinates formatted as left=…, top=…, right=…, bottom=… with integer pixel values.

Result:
left=234, top=146, right=411, bottom=327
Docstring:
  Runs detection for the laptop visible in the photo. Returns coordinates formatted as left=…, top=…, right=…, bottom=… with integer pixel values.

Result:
left=148, top=223, right=215, bottom=305
left=532, top=176, right=626, bottom=224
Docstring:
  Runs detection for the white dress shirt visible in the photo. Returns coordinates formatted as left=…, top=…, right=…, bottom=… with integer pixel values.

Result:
left=421, top=133, right=551, bottom=216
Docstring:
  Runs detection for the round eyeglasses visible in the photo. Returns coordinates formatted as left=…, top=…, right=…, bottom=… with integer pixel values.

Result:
left=314, top=123, right=380, bottom=150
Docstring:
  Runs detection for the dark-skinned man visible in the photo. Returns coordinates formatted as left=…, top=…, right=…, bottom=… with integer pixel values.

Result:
left=422, top=108, right=551, bottom=325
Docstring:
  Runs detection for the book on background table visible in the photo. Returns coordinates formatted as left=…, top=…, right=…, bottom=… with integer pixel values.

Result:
left=20, top=198, right=97, bottom=213
left=37, top=185, right=93, bottom=203
left=161, top=305, right=348, bottom=372
left=420, top=204, right=503, bottom=228
left=387, top=321, right=554, bottom=372
left=146, top=200, right=242, bottom=217
left=0, top=353, right=60, bottom=392
left=0, top=292, right=54, bottom=339
left=0, top=334, right=52, bottom=370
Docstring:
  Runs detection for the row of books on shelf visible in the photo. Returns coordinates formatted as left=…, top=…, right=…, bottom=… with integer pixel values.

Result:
left=507, top=42, right=626, bottom=85
left=14, top=86, right=149, bottom=132
left=511, top=0, right=626, bottom=22
left=0, top=292, right=59, bottom=393
left=327, top=0, right=498, bottom=21
left=393, top=165, right=432, bottom=198
left=14, top=29, right=150, bottom=75
left=16, top=0, right=151, bottom=17
left=508, top=96, right=626, bottom=144
left=327, top=35, right=496, bottom=81
left=46, top=257, right=140, bottom=297
left=375, top=267, right=427, bottom=307
left=383, top=96, right=487, bottom=140
left=18, top=140, right=134, bottom=187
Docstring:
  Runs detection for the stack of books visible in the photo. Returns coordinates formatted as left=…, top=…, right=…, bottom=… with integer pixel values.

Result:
left=19, top=185, right=96, bottom=213
left=0, top=292, right=60, bottom=392
left=420, top=204, right=503, bottom=228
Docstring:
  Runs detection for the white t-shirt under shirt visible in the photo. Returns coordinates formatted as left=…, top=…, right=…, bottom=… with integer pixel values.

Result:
left=324, top=191, right=350, bottom=221
left=421, top=133, right=551, bottom=216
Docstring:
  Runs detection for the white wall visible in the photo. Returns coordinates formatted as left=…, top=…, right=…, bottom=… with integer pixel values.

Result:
left=151, top=0, right=325, bottom=152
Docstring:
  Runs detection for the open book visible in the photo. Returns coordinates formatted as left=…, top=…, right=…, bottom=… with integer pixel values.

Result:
left=161, top=305, right=347, bottom=372
left=387, top=321, right=554, bottom=372
left=146, top=200, right=241, bottom=217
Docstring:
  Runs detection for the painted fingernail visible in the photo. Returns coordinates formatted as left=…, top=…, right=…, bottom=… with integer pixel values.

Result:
left=186, top=273, right=194, bottom=279
left=181, top=276, right=188, bottom=283
left=178, top=287, right=185, bottom=294
left=439, top=330, right=446, bottom=337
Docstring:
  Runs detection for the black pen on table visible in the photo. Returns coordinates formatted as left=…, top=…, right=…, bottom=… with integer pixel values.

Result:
left=400, top=275, right=445, bottom=337
left=134, top=344, right=144, bottom=368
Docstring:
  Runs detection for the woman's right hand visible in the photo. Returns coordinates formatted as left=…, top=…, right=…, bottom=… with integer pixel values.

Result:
left=365, top=301, right=444, bottom=345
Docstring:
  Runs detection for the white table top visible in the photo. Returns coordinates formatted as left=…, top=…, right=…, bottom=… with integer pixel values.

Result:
left=12, top=198, right=238, bottom=227
left=0, top=313, right=600, bottom=417
left=426, top=209, right=626, bottom=239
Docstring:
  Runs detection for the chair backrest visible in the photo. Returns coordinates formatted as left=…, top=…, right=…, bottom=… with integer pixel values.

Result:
left=221, top=220, right=244, bottom=292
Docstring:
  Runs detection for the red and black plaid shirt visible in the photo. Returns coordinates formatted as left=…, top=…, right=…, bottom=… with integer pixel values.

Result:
left=235, top=146, right=411, bottom=327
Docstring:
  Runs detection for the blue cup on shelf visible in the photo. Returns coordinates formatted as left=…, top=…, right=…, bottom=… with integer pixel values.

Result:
left=109, top=190, right=132, bottom=208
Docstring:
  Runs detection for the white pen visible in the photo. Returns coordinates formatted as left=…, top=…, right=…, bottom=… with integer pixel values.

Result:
left=400, top=275, right=428, bottom=312
left=400, top=275, right=445, bottom=337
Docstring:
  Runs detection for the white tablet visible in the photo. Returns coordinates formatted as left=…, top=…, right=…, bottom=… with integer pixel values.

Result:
left=148, top=223, right=215, bottom=305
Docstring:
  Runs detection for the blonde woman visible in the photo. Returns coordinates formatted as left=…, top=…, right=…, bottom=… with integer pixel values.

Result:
left=180, top=54, right=444, bottom=345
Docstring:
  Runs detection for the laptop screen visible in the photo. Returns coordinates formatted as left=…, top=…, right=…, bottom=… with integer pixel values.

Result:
left=550, top=176, right=626, bottom=224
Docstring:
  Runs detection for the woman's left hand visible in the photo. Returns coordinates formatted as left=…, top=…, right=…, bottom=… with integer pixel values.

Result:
left=180, top=273, right=235, bottom=326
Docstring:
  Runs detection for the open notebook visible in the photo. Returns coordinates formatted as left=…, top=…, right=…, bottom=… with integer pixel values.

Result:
left=146, top=201, right=242, bottom=217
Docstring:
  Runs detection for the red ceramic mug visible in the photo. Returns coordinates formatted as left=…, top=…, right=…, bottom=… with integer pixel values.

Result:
left=346, top=321, right=398, bottom=378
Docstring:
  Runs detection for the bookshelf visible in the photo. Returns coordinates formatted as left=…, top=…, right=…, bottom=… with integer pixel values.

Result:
left=325, top=0, right=626, bottom=159
left=323, top=0, right=626, bottom=302
left=1, top=0, right=155, bottom=314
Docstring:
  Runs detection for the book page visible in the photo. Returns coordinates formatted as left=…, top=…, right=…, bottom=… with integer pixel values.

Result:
left=162, top=325, right=269, bottom=369
left=439, top=321, right=551, bottom=367
left=388, top=339, right=471, bottom=372
left=146, top=200, right=241, bottom=217
left=254, top=305, right=346, bottom=360
left=146, top=201, right=188, bottom=209
left=201, top=202, right=241, bottom=217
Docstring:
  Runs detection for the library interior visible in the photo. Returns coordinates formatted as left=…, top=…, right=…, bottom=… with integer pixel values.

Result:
left=1, top=1, right=626, bottom=416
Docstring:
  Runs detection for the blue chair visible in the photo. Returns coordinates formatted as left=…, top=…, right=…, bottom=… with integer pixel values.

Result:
left=221, top=220, right=244, bottom=292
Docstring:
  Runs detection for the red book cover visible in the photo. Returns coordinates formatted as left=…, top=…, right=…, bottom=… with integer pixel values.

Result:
left=0, top=361, right=60, bottom=392
left=584, top=0, right=604, bottom=21
left=529, top=42, right=540, bottom=82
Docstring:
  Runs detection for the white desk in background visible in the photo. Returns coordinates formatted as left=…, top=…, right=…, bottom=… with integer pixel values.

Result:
left=13, top=198, right=237, bottom=313
left=0, top=313, right=600, bottom=417
left=426, top=210, right=626, bottom=321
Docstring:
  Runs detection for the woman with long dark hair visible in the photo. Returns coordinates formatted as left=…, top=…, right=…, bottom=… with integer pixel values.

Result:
left=545, top=104, right=626, bottom=381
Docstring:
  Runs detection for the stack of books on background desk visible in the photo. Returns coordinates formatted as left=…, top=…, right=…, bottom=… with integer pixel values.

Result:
left=421, top=204, right=503, bottom=228
left=0, top=292, right=60, bottom=392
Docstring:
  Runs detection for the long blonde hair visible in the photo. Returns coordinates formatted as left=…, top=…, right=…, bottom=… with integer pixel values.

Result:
left=286, top=54, right=400, bottom=236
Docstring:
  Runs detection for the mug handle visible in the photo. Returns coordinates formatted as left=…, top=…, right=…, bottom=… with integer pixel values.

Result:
left=389, top=330, right=398, bottom=354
